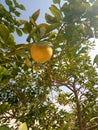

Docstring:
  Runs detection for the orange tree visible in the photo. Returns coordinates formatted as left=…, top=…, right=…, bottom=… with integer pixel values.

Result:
left=0, top=0, right=98, bottom=130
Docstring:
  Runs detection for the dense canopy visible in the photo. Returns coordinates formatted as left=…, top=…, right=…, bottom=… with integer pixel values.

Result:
left=0, top=0, right=98, bottom=130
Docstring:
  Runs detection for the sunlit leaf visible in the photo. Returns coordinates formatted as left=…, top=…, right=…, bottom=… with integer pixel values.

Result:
left=49, top=5, right=62, bottom=20
left=19, top=20, right=27, bottom=25
left=31, top=9, right=40, bottom=22
left=95, top=15, right=98, bottom=18
left=25, top=57, right=32, bottom=67
left=19, top=122, right=28, bottom=130
left=47, top=23, right=60, bottom=32
left=38, top=23, right=48, bottom=37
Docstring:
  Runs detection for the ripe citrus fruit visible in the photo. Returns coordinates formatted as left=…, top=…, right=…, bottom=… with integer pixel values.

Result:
left=30, top=43, right=53, bottom=63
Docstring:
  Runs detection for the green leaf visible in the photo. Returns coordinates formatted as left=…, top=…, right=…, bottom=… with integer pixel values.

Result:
left=23, top=22, right=32, bottom=33
left=19, top=20, right=27, bottom=25
left=45, top=13, right=58, bottom=24
left=14, top=10, right=21, bottom=17
left=19, top=122, right=28, bottom=130
left=26, top=35, right=31, bottom=42
left=38, top=23, right=48, bottom=37
left=13, top=0, right=19, bottom=7
left=5, top=0, right=12, bottom=6
left=0, top=4, right=4, bottom=10
left=31, top=9, right=40, bottom=21
left=0, top=66, right=9, bottom=81
left=0, top=125, right=11, bottom=130
left=49, top=5, right=62, bottom=20
left=0, top=102, right=9, bottom=113
left=0, top=24, right=9, bottom=41
left=47, top=23, right=60, bottom=33
left=8, top=25, right=15, bottom=32
left=18, top=4, right=26, bottom=10
left=54, top=33, right=66, bottom=43
left=25, top=57, right=32, bottom=67
left=93, top=54, right=98, bottom=65
left=6, top=34, right=16, bottom=45
left=13, top=0, right=25, bottom=10
left=16, top=28, right=22, bottom=36
left=15, top=48, right=26, bottom=56
left=53, top=0, right=60, bottom=4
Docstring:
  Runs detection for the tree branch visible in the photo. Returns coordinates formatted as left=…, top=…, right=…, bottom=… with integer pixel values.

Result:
left=72, top=80, right=84, bottom=130
left=86, top=124, right=98, bottom=130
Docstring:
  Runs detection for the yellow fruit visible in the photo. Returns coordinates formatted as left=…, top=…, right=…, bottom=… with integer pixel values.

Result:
left=30, top=43, right=53, bottom=63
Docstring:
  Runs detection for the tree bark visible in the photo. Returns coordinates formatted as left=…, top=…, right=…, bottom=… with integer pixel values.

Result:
left=73, top=82, right=84, bottom=130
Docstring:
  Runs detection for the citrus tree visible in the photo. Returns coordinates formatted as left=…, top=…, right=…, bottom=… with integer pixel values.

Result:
left=0, top=0, right=98, bottom=130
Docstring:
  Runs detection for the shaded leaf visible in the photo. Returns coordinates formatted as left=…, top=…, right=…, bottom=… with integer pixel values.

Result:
left=13, top=0, right=25, bottom=10
left=0, top=125, right=11, bottom=130
left=14, top=10, right=20, bottom=17
left=13, top=0, right=19, bottom=7
left=23, top=22, right=32, bottom=33
left=0, top=66, right=9, bottom=81
left=45, top=13, right=58, bottom=24
left=16, top=28, right=22, bottom=36
left=6, top=34, right=16, bottom=45
left=0, top=102, right=9, bottom=114
left=53, top=0, right=60, bottom=4
left=26, top=35, right=31, bottom=42
left=8, top=24, right=15, bottom=32
left=0, top=24, right=9, bottom=41
left=5, top=0, right=12, bottom=6
left=93, top=54, right=98, bottom=65
left=15, top=49, right=25, bottom=56
left=18, top=4, right=26, bottom=10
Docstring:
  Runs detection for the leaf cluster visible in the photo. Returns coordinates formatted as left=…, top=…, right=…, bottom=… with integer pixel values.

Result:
left=0, top=0, right=98, bottom=130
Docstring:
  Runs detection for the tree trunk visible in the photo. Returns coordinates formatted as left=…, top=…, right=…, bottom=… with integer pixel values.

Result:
left=73, top=83, right=84, bottom=130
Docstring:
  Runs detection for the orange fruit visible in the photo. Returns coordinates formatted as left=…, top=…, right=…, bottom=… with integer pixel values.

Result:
left=30, top=43, right=53, bottom=63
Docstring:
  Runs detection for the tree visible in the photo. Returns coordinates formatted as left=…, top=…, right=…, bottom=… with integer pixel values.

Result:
left=0, top=0, right=98, bottom=130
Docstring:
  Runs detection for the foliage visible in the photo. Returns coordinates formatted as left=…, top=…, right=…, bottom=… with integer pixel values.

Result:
left=0, top=0, right=98, bottom=130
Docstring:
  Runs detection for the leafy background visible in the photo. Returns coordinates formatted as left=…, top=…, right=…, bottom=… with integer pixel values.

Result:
left=0, top=0, right=98, bottom=130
